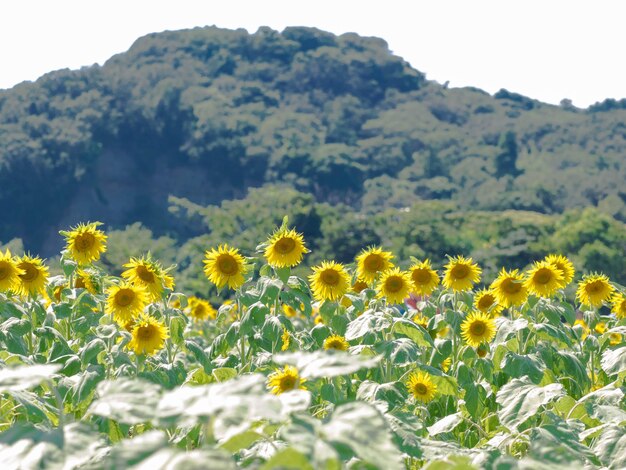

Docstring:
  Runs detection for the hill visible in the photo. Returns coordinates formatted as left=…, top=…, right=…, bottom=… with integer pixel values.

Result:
left=1, top=26, right=625, bottom=292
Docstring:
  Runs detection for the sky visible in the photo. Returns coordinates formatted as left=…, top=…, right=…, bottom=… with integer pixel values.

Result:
left=1, top=0, right=625, bottom=107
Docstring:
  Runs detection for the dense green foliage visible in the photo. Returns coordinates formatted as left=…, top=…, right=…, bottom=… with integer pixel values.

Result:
left=0, top=232, right=625, bottom=468
left=1, top=26, right=625, bottom=290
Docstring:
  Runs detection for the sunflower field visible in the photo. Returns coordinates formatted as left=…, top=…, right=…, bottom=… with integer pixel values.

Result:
left=0, top=219, right=625, bottom=469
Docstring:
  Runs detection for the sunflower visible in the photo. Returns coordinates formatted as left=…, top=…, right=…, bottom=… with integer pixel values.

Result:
left=127, top=314, right=169, bottom=356
left=441, top=358, right=451, bottom=373
left=204, top=244, right=248, bottom=290
left=406, top=371, right=437, bottom=403
left=413, top=313, right=429, bottom=329
left=106, top=282, right=148, bottom=323
left=0, top=249, right=23, bottom=292
left=264, top=227, right=309, bottom=268
left=309, top=261, right=351, bottom=302
left=16, top=255, right=49, bottom=297
left=490, top=268, right=528, bottom=307
left=524, top=261, right=564, bottom=298
left=609, top=333, right=623, bottom=346
left=351, top=280, right=369, bottom=293
left=267, top=365, right=306, bottom=395
left=281, top=329, right=291, bottom=351
left=611, top=293, right=626, bottom=319
left=576, top=274, right=614, bottom=308
left=74, top=269, right=98, bottom=294
left=409, top=259, right=440, bottom=296
left=544, top=254, right=575, bottom=287
left=62, top=222, right=107, bottom=265
left=594, top=322, right=607, bottom=335
left=460, top=311, right=496, bottom=347
left=122, top=256, right=175, bottom=301
left=377, top=268, right=412, bottom=304
left=442, top=256, right=481, bottom=292
left=437, top=326, right=450, bottom=338
left=187, top=297, right=216, bottom=321
left=476, top=345, right=489, bottom=358
left=122, top=319, right=135, bottom=333
left=573, top=319, right=590, bottom=340
left=474, top=289, right=503, bottom=316
left=323, top=334, right=349, bottom=351
left=355, top=247, right=394, bottom=284
left=282, top=304, right=298, bottom=318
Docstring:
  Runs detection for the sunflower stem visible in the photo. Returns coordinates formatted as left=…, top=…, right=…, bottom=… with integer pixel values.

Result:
left=589, top=349, right=595, bottom=390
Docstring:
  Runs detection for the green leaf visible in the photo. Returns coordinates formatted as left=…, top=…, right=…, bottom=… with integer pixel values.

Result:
left=423, top=455, right=478, bottom=470
left=493, top=318, right=528, bottom=346
left=527, top=414, right=600, bottom=467
left=392, top=318, right=434, bottom=348
left=357, top=381, right=406, bottom=408
left=601, top=346, right=626, bottom=376
left=345, top=311, right=391, bottom=340
left=274, top=351, right=381, bottom=378
left=501, top=352, right=545, bottom=383
left=324, top=401, right=403, bottom=470
left=72, top=365, right=105, bottom=407
left=534, top=323, right=572, bottom=347
left=592, top=424, right=626, bottom=468
left=80, top=338, right=107, bottom=366
left=258, top=276, right=283, bottom=305
left=427, top=413, right=463, bottom=436
left=385, top=411, right=423, bottom=457
left=11, top=389, right=60, bottom=423
left=0, top=364, right=60, bottom=392
left=156, top=375, right=283, bottom=433
left=88, top=378, right=162, bottom=425
left=261, top=448, right=314, bottom=470
left=275, top=267, right=291, bottom=284
left=496, top=377, right=565, bottom=431
left=220, top=430, right=263, bottom=453
left=212, top=367, right=237, bottom=382
left=169, top=315, right=186, bottom=347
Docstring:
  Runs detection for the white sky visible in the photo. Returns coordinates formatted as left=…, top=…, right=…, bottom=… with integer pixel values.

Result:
left=1, top=0, right=625, bottom=107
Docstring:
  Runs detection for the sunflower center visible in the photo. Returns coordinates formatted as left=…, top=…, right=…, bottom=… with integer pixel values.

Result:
left=533, top=268, right=553, bottom=285
left=502, top=278, right=521, bottom=294
left=414, top=383, right=428, bottom=395
left=412, top=269, right=431, bottom=284
left=451, top=264, right=469, bottom=279
left=75, top=232, right=95, bottom=251
left=385, top=276, right=404, bottom=293
left=470, top=321, right=486, bottom=336
left=274, top=237, right=296, bottom=254
left=279, top=375, right=297, bottom=391
left=352, top=281, right=368, bottom=292
left=75, top=276, right=86, bottom=289
left=136, top=265, right=156, bottom=284
left=218, top=255, right=238, bottom=275
left=193, top=305, right=206, bottom=317
left=115, top=289, right=135, bottom=307
left=0, top=262, right=10, bottom=280
left=136, top=324, right=155, bottom=340
left=320, top=269, right=340, bottom=286
left=477, top=295, right=495, bottom=310
left=327, top=339, right=343, bottom=350
left=364, top=255, right=383, bottom=272
left=19, top=263, right=39, bottom=282
left=586, top=281, right=604, bottom=294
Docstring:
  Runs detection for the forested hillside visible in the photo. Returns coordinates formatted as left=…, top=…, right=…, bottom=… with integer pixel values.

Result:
left=1, top=26, right=625, bottom=293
